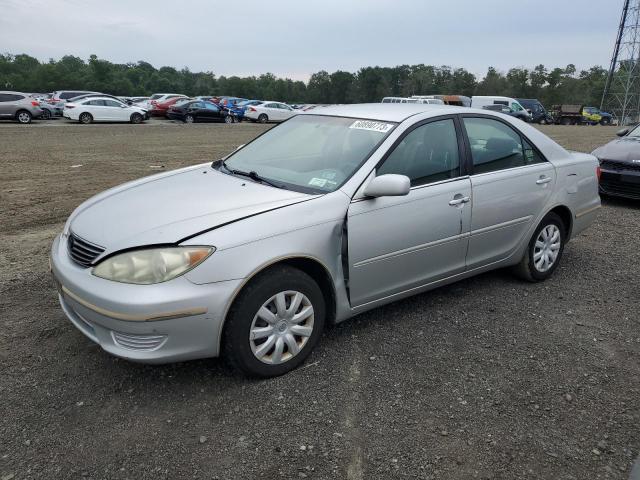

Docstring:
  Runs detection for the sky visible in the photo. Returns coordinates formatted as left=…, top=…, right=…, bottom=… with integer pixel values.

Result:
left=0, top=0, right=624, bottom=81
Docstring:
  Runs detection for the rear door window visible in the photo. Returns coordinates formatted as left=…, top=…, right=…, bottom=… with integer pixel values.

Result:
left=463, top=117, right=545, bottom=174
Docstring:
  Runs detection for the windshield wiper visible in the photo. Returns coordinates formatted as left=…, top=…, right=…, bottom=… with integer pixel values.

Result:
left=221, top=160, right=284, bottom=189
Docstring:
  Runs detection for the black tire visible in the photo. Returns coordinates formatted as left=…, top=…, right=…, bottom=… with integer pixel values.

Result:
left=130, top=113, right=143, bottom=124
left=560, top=117, right=571, bottom=126
left=513, top=212, right=566, bottom=282
left=257, top=114, right=268, bottom=124
left=224, top=115, right=233, bottom=124
left=184, top=114, right=195, bottom=124
left=79, top=112, right=93, bottom=124
left=539, top=118, right=547, bottom=125
left=16, top=110, right=32, bottom=124
left=223, top=266, right=326, bottom=378
left=600, top=118, right=611, bottom=126
left=40, top=109, right=52, bottom=120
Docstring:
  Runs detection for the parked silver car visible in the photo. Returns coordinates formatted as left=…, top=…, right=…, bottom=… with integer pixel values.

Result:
left=0, top=91, right=43, bottom=123
left=50, top=104, right=601, bottom=377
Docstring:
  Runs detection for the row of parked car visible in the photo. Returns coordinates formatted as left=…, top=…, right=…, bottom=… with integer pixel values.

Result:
left=0, top=89, right=310, bottom=125
left=381, top=95, right=614, bottom=125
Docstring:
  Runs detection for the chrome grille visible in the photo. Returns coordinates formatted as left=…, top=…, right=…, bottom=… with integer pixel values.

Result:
left=600, top=159, right=640, bottom=172
left=67, top=232, right=105, bottom=268
left=111, top=331, right=168, bottom=351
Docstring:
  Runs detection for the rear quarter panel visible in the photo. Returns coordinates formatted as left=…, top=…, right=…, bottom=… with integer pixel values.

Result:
left=550, top=151, right=601, bottom=238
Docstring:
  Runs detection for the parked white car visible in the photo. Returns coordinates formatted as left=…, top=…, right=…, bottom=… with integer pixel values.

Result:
left=64, top=97, right=147, bottom=124
left=244, top=101, right=296, bottom=123
left=382, top=97, right=444, bottom=105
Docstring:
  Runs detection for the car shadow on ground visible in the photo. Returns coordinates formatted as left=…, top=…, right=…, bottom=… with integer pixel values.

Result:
left=601, top=195, right=640, bottom=210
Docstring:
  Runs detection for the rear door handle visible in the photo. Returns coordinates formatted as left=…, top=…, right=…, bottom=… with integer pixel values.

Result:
left=536, top=176, right=552, bottom=185
left=449, top=195, right=470, bottom=206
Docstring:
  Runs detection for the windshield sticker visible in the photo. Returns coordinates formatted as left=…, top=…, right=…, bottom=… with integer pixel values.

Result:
left=308, top=177, right=328, bottom=188
left=349, top=120, right=394, bottom=133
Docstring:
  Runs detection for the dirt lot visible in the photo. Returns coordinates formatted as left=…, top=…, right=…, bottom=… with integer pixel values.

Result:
left=1, top=121, right=639, bottom=480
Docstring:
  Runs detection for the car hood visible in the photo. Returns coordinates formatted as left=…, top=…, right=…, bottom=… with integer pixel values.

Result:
left=69, top=164, right=312, bottom=253
left=592, top=137, right=640, bottom=163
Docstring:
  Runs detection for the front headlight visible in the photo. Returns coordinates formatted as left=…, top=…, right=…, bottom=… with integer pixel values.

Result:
left=93, top=247, right=214, bottom=285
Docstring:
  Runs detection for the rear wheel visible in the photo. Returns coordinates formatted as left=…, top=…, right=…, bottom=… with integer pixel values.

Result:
left=223, top=266, right=325, bottom=377
left=258, top=113, right=268, bottom=124
left=16, top=110, right=32, bottom=124
left=184, top=114, right=195, bottom=124
left=130, top=113, right=143, bottom=124
left=513, top=212, right=566, bottom=282
left=79, top=112, right=93, bottom=124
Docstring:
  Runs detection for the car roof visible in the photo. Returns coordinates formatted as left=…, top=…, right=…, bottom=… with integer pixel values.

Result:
left=303, top=103, right=469, bottom=122
left=77, top=96, right=122, bottom=102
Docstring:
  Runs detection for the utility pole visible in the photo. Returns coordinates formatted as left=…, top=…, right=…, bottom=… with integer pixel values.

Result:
left=601, top=0, right=640, bottom=125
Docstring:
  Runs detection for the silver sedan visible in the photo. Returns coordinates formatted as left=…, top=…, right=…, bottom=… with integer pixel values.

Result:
left=51, top=104, right=601, bottom=377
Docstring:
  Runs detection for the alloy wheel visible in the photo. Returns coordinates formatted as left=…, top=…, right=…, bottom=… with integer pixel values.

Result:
left=249, top=291, right=314, bottom=365
left=17, top=112, right=31, bottom=123
left=533, top=224, right=561, bottom=272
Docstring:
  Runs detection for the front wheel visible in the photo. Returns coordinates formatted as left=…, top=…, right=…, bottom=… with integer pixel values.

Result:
left=40, top=109, right=52, bottom=120
left=130, top=113, right=143, bottom=124
left=223, top=266, right=325, bottom=377
left=224, top=115, right=233, bottom=124
left=513, top=212, right=566, bottom=282
left=600, top=118, right=611, bottom=126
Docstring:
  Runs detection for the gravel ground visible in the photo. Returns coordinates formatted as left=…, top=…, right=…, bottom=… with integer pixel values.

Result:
left=0, top=121, right=638, bottom=480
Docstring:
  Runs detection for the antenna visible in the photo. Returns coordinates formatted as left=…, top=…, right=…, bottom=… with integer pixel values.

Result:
left=601, top=0, right=640, bottom=125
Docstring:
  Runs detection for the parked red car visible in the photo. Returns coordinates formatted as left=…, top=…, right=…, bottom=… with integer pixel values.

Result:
left=150, top=97, right=191, bottom=117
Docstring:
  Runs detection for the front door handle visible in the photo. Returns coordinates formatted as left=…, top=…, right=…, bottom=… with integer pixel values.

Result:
left=536, top=176, right=552, bottom=185
left=449, top=195, right=470, bottom=206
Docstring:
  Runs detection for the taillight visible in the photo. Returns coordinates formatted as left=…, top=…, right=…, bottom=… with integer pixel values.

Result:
left=249, top=107, right=256, bottom=112
left=66, top=104, right=75, bottom=109
left=49, top=98, right=58, bottom=104
left=596, top=166, right=601, bottom=181
left=31, top=101, right=39, bottom=107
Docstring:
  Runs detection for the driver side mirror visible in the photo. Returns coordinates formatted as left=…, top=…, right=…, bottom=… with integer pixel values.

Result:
left=617, top=128, right=629, bottom=137
left=363, top=174, right=410, bottom=198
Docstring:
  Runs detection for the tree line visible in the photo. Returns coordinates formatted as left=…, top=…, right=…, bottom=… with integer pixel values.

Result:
left=0, top=53, right=608, bottom=108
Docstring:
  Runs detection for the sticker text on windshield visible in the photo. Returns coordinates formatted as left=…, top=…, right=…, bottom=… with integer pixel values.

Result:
left=349, top=120, right=394, bottom=133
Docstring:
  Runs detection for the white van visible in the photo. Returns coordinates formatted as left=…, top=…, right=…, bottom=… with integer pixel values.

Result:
left=471, top=96, right=527, bottom=112
left=381, top=97, right=444, bottom=105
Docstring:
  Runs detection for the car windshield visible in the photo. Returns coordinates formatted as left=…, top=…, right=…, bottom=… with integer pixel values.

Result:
left=627, top=125, right=640, bottom=137
left=221, top=115, right=396, bottom=194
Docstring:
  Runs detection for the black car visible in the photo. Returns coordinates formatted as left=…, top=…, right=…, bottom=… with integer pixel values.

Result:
left=166, top=100, right=232, bottom=123
left=592, top=126, right=640, bottom=200
left=517, top=98, right=552, bottom=124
